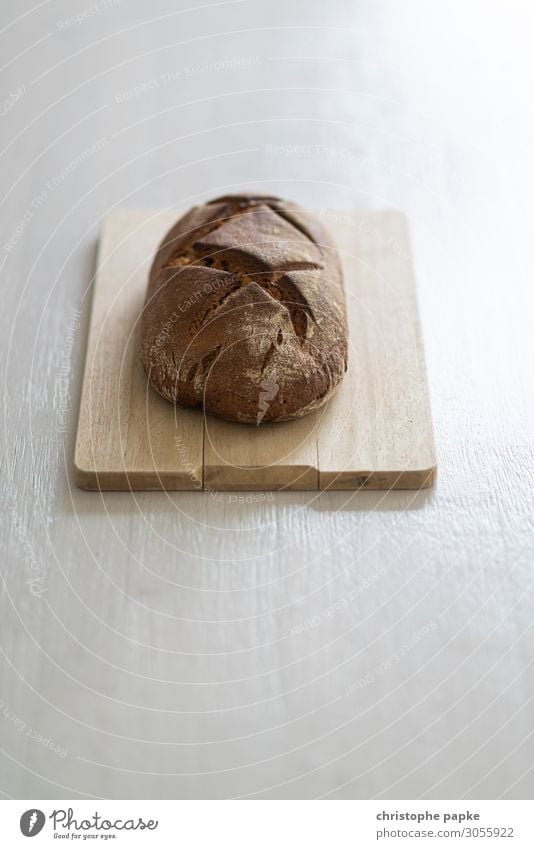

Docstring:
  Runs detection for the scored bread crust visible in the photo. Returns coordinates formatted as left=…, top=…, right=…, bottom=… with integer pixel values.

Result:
left=141, top=193, right=348, bottom=424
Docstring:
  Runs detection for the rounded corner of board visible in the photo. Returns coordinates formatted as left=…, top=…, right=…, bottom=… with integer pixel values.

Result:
left=73, top=458, right=99, bottom=491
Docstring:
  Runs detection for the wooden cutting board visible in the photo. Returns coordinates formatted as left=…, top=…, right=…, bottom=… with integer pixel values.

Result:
left=74, top=208, right=436, bottom=491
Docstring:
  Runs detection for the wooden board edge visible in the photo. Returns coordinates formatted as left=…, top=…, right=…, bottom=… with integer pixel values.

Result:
left=319, top=464, right=437, bottom=491
left=73, top=457, right=202, bottom=492
left=73, top=214, right=115, bottom=490
left=204, top=464, right=318, bottom=492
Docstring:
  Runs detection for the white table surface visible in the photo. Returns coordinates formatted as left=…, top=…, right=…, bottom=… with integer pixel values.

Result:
left=1, top=0, right=533, bottom=800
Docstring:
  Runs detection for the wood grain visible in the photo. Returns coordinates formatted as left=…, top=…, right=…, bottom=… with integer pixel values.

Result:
left=74, top=211, right=204, bottom=490
left=317, top=210, right=437, bottom=490
left=74, top=209, right=436, bottom=491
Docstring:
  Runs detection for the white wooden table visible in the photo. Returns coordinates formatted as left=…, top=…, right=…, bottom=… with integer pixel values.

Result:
left=1, top=0, right=533, bottom=800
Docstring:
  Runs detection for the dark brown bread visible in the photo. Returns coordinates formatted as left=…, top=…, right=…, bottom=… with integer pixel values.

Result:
left=141, top=193, right=348, bottom=423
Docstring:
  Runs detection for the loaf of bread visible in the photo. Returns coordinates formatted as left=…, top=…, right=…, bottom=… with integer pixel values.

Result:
left=141, top=193, right=347, bottom=423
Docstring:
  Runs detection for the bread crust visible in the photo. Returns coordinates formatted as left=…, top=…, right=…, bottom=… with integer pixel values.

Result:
left=141, top=194, right=348, bottom=423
